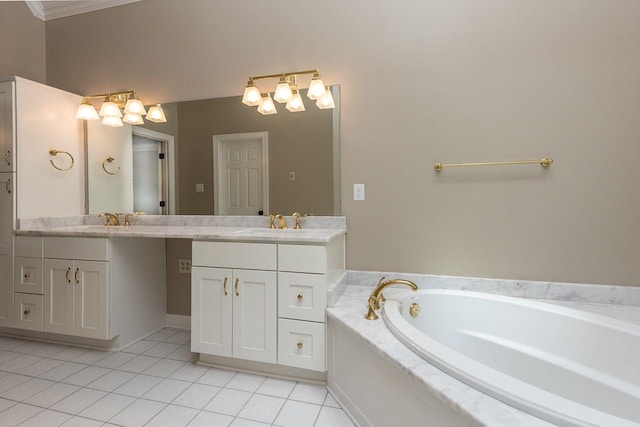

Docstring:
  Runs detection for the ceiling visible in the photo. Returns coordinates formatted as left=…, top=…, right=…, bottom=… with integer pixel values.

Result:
left=25, top=0, right=141, bottom=21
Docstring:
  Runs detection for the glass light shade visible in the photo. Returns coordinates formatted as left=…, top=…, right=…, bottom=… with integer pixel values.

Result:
left=307, top=74, right=326, bottom=100
left=273, top=78, right=293, bottom=103
left=76, top=100, right=99, bottom=120
left=124, top=97, right=147, bottom=115
left=257, top=93, right=277, bottom=115
left=242, top=82, right=261, bottom=106
left=146, top=104, right=167, bottom=123
left=286, top=91, right=306, bottom=112
left=123, top=112, right=145, bottom=125
left=316, top=87, right=335, bottom=109
left=98, top=101, right=122, bottom=118
left=102, top=116, right=123, bottom=127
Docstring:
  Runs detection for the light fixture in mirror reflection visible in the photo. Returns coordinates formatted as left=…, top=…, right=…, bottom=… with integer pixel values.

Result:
left=76, top=90, right=167, bottom=127
left=86, top=86, right=340, bottom=217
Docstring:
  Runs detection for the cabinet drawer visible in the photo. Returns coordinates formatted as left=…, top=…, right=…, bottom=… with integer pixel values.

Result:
left=15, top=236, right=43, bottom=257
left=278, top=318, right=325, bottom=372
left=14, top=257, right=43, bottom=294
left=278, top=244, right=326, bottom=273
left=278, top=272, right=326, bottom=322
left=44, top=237, right=109, bottom=261
left=14, top=293, right=43, bottom=331
left=193, top=241, right=276, bottom=270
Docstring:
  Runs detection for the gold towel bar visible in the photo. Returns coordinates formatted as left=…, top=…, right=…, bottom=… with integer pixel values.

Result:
left=49, top=149, right=74, bottom=172
left=434, top=157, right=553, bottom=172
left=102, top=157, right=120, bottom=175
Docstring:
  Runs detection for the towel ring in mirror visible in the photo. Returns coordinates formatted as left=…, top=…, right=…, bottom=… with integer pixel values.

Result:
left=102, top=157, right=120, bottom=175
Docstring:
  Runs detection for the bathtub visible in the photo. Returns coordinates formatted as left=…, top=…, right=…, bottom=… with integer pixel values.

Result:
left=382, top=289, right=640, bottom=427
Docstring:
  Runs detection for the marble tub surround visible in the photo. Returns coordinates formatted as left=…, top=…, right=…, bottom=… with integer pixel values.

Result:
left=345, top=270, right=640, bottom=306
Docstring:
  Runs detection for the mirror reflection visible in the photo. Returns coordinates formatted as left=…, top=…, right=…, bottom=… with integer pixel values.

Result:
left=86, top=86, right=340, bottom=216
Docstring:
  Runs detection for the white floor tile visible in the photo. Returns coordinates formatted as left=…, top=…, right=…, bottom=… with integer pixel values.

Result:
left=93, top=351, right=137, bottom=369
left=23, top=382, right=80, bottom=408
left=142, top=378, right=191, bottom=403
left=0, top=397, right=16, bottom=411
left=169, top=363, right=209, bottom=382
left=15, top=342, right=67, bottom=358
left=122, top=339, right=159, bottom=354
left=196, top=367, right=237, bottom=387
left=229, top=418, right=270, bottom=427
left=172, top=383, right=221, bottom=409
left=109, top=398, right=166, bottom=427
left=16, top=358, right=65, bottom=377
left=60, top=416, right=104, bottom=426
left=0, top=354, right=43, bottom=372
left=49, top=347, right=91, bottom=362
left=50, top=388, right=107, bottom=414
left=165, top=331, right=191, bottom=345
left=237, top=393, right=285, bottom=424
left=288, top=382, right=327, bottom=405
left=71, top=349, right=111, bottom=365
left=143, top=342, right=182, bottom=358
left=166, top=344, right=198, bottom=361
left=204, top=388, right=252, bottom=416
left=0, top=402, right=42, bottom=426
left=256, top=377, right=296, bottom=398
left=0, top=338, right=30, bottom=351
left=314, top=406, right=355, bottom=427
left=118, top=355, right=161, bottom=373
left=142, top=358, right=185, bottom=378
left=38, top=362, right=87, bottom=382
left=17, top=408, right=72, bottom=426
left=323, top=392, right=341, bottom=408
left=273, top=399, right=321, bottom=427
left=147, top=329, right=178, bottom=342
left=146, top=404, right=199, bottom=427
left=187, top=410, right=233, bottom=427
left=0, top=350, right=20, bottom=364
left=79, top=392, right=136, bottom=422
left=87, top=370, right=136, bottom=392
left=0, top=374, right=31, bottom=393
left=114, top=374, right=162, bottom=397
left=225, top=372, right=266, bottom=392
left=0, top=377, right=55, bottom=401
left=61, top=366, right=111, bottom=386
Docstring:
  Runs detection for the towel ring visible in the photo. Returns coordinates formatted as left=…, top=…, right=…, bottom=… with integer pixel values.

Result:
left=49, top=149, right=74, bottom=172
left=102, top=157, right=121, bottom=175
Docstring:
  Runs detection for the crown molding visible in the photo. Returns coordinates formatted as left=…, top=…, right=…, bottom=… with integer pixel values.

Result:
left=25, top=0, right=142, bottom=21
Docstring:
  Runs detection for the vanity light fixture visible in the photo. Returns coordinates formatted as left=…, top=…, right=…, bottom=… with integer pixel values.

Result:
left=75, top=90, right=166, bottom=127
left=242, top=69, right=334, bottom=114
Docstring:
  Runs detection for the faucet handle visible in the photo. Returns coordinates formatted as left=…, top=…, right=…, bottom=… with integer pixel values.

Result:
left=267, top=214, right=276, bottom=229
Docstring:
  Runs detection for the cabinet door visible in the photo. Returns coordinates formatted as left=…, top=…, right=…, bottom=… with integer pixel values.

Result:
left=0, top=82, right=14, bottom=173
left=44, top=259, right=74, bottom=335
left=0, top=173, right=13, bottom=326
left=191, top=267, right=232, bottom=357
left=74, top=261, right=108, bottom=339
left=232, top=269, right=277, bottom=364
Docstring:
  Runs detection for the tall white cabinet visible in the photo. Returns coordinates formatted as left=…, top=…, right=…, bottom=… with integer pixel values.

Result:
left=0, top=81, right=15, bottom=327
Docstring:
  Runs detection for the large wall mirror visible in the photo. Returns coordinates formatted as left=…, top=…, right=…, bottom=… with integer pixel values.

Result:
left=86, top=86, right=340, bottom=216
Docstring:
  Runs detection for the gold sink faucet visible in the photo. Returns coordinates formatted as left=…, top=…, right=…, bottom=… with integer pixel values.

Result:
left=98, top=212, right=120, bottom=226
left=365, top=276, right=418, bottom=320
left=124, top=211, right=146, bottom=227
left=291, top=212, right=309, bottom=229
left=274, top=214, right=288, bottom=229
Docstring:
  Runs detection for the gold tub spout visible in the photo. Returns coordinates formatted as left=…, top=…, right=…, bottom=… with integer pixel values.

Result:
left=365, top=276, right=418, bottom=320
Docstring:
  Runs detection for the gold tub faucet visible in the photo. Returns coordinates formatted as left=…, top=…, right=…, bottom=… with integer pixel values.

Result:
left=365, top=276, right=418, bottom=320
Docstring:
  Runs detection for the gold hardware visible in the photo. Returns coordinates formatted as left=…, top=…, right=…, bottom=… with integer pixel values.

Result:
left=99, top=212, right=120, bottom=226
left=223, top=277, right=228, bottom=296
left=409, top=303, right=421, bottom=317
left=5, top=178, right=10, bottom=194
left=66, top=267, right=71, bottom=283
left=434, top=157, right=553, bottom=172
left=4, top=150, right=11, bottom=165
left=235, top=278, right=240, bottom=296
left=102, top=157, right=120, bottom=175
left=23, top=309, right=30, bottom=316
left=297, top=341, right=303, bottom=349
left=24, top=273, right=30, bottom=279
left=297, top=293, right=303, bottom=301
left=365, top=276, right=418, bottom=321
left=275, top=214, right=288, bottom=229
left=268, top=214, right=276, bottom=229
left=291, top=212, right=309, bottom=229
left=49, top=149, right=75, bottom=171
left=124, top=211, right=146, bottom=227
left=75, top=268, right=80, bottom=284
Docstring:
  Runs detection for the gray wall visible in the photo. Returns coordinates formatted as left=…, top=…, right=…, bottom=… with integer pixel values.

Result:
left=38, top=0, right=640, bottom=296
left=0, top=2, right=45, bottom=83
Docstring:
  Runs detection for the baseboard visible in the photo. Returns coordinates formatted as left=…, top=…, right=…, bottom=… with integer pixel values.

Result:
left=166, top=314, right=191, bottom=330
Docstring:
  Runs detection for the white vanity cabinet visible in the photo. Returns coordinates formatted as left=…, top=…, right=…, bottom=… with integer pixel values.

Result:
left=192, top=242, right=277, bottom=364
left=13, top=237, right=44, bottom=331
left=0, top=81, right=15, bottom=174
left=0, top=173, right=14, bottom=327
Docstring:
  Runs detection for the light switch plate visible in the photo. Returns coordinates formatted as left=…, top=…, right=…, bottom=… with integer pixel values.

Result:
left=195, top=183, right=204, bottom=193
left=353, top=183, right=365, bottom=201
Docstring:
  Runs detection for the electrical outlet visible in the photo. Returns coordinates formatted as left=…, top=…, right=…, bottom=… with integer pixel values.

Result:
left=179, top=259, right=191, bottom=273
left=289, top=171, right=295, bottom=181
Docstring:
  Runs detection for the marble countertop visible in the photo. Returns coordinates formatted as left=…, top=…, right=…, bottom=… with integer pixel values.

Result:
left=327, top=284, right=640, bottom=427
left=16, top=215, right=346, bottom=244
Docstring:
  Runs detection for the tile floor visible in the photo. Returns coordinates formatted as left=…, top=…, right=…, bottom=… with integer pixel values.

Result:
left=0, top=328, right=355, bottom=427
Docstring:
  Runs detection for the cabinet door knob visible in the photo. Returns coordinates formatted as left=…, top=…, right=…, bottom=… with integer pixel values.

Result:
left=297, top=294, right=303, bottom=301
left=235, top=278, right=240, bottom=296
left=24, top=272, right=31, bottom=279
left=297, top=341, right=303, bottom=349
left=5, top=150, right=11, bottom=166
left=66, top=267, right=71, bottom=283
left=23, top=309, right=30, bottom=316
left=223, top=277, right=228, bottom=296
left=74, top=268, right=80, bottom=284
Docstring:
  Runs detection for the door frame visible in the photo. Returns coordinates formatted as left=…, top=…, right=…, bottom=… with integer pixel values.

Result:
left=213, top=132, right=269, bottom=215
left=132, top=127, right=176, bottom=214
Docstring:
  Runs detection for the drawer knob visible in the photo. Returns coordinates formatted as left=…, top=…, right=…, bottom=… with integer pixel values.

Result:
left=23, top=309, right=30, bottom=316
left=24, top=273, right=31, bottom=279
left=297, top=341, right=303, bottom=349
left=297, top=294, right=303, bottom=301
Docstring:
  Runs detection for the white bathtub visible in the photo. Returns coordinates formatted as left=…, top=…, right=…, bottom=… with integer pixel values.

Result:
left=382, top=289, right=640, bottom=427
